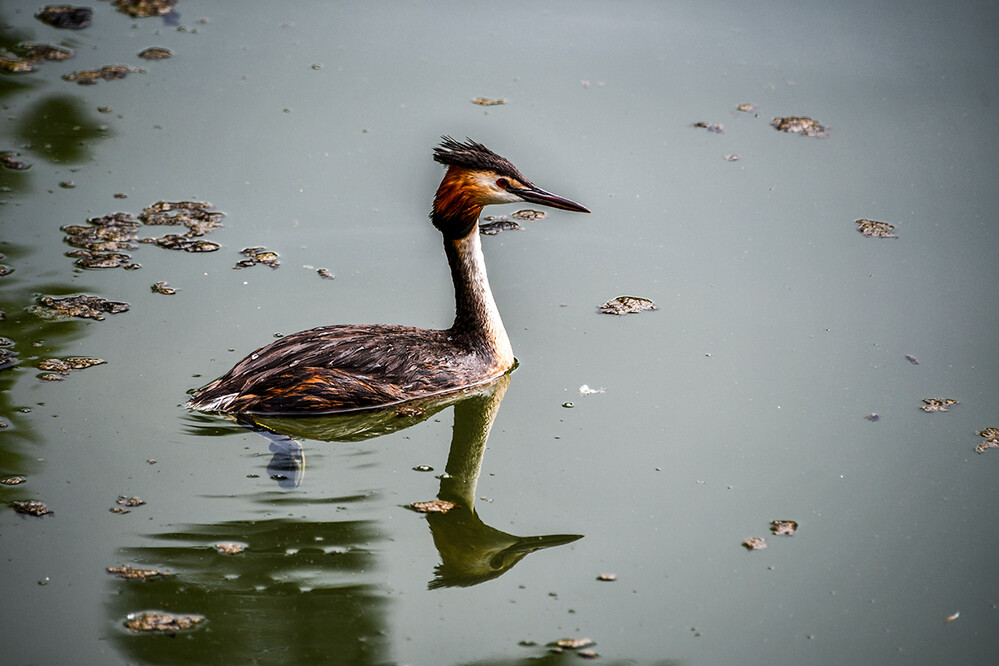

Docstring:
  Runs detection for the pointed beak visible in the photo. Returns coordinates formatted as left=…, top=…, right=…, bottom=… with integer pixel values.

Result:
left=509, top=185, right=590, bottom=213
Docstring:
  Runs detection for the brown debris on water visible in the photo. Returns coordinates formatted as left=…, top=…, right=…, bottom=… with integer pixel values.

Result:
left=596, top=573, right=617, bottom=581
left=63, top=213, right=142, bottom=269
left=63, top=202, right=223, bottom=264
left=471, top=97, right=506, bottom=106
left=736, top=103, right=758, bottom=113
left=742, top=537, right=767, bottom=550
left=317, top=268, right=335, bottom=280
left=214, top=543, right=244, bottom=555
left=974, top=427, right=999, bottom=454
left=63, top=212, right=140, bottom=251
left=106, top=565, right=171, bottom=581
left=856, top=219, right=898, bottom=239
left=143, top=235, right=220, bottom=252
left=67, top=250, right=141, bottom=269
left=479, top=218, right=523, bottom=235
left=114, top=0, right=177, bottom=18
left=0, top=57, right=34, bottom=73
left=11, top=500, right=53, bottom=517
left=124, top=611, right=203, bottom=633
left=116, top=496, right=146, bottom=507
left=138, top=47, right=172, bottom=60
left=235, top=247, right=280, bottom=269
left=511, top=209, right=547, bottom=221
left=770, top=520, right=798, bottom=536
left=598, top=296, right=657, bottom=315
left=35, top=5, right=93, bottom=29
left=771, top=116, right=829, bottom=138
left=23, top=43, right=75, bottom=61
left=36, top=295, right=130, bottom=320
left=693, top=121, right=725, bottom=134
left=1, top=476, right=27, bottom=486
left=151, top=281, right=176, bottom=294
left=63, top=64, right=145, bottom=85
left=548, top=638, right=596, bottom=650
left=37, top=357, right=105, bottom=379
left=0, top=43, right=75, bottom=73
left=920, top=398, right=957, bottom=412
left=408, top=500, right=457, bottom=514
left=1, top=151, right=31, bottom=171
left=140, top=200, right=224, bottom=236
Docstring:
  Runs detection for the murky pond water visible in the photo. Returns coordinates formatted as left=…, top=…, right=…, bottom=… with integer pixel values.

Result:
left=3, top=1, right=999, bottom=664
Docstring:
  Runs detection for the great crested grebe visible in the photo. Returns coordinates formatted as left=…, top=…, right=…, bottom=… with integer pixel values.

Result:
left=187, top=137, right=589, bottom=415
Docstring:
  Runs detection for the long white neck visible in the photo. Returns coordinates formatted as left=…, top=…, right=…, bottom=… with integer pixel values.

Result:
left=444, top=230, right=514, bottom=368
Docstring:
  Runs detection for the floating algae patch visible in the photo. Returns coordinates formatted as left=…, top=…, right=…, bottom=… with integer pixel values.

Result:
left=37, top=357, right=106, bottom=380
left=856, top=219, right=898, bottom=238
left=11, top=500, right=53, bottom=516
left=920, top=398, right=957, bottom=412
left=150, top=281, right=176, bottom=294
left=548, top=638, right=596, bottom=651
left=137, top=47, right=172, bottom=60
left=770, top=520, right=798, bottom=536
left=511, top=209, right=547, bottom=221
left=480, top=218, right=523, bottom=235
left=0, top=347, right=16, bottom=372
left=113, top=0, right=178, bottom=19
left=0, top=43, right=75, bottom=73
left=34, top=295, right=129, bottom=321
left=63, top=64, right=145, bottom=85
left=693, top=121, right=724, bottom=134
left=139, top=201, right=224, bottom=251
left=1, top=151, right=31, bottom=171
left=106, top=565, right=171, bottom=581
left=124, top=611, right=203, bottom=633
left=139, top=200, right=224, bottom=236
left=63, top=202, right=225, bottom=266
left=235, top=247, right=280, bottom=269
left=408, top=500, right=457, bottom=514
left=63, top=213, right=141, bottom=251
left=597, top=296, right=657, bottom=315
left=66, top=250, right=140, bottom=269
left=771, top=116, right=829, bottom=137
left=35, top=5, right=93, bottom=29
left=974, top=427, right=999, bottom=454
left=143, top=235, right=220, bottom=252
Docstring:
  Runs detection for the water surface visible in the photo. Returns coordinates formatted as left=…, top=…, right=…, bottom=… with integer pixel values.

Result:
left=2, top=1, right=998, bottom=664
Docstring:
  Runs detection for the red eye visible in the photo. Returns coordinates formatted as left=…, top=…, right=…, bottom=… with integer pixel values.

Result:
left=495, top=178, right=508, bottom=189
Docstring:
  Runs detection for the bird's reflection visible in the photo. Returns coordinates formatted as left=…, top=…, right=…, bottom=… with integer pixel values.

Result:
left=195, top=374, right=582, bottom=588
left=423, top=377, right=581, bottom=588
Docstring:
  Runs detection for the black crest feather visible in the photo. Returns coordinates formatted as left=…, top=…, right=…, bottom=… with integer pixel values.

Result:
left=433, top=136, right=530, bottom=184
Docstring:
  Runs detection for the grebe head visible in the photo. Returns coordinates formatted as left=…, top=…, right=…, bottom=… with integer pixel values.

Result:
left=431, top=137, right=589, bottom=239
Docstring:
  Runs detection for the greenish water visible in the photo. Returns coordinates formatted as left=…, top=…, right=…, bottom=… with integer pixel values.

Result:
left=2, top=1, right=999, bottom=664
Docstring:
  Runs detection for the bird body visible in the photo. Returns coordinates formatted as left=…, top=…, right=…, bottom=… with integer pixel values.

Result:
left=187, top=137, right=588, bottom=415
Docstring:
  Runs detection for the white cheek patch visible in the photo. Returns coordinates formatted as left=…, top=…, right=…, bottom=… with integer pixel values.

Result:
left=475, top=172, right=525, bottom=205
